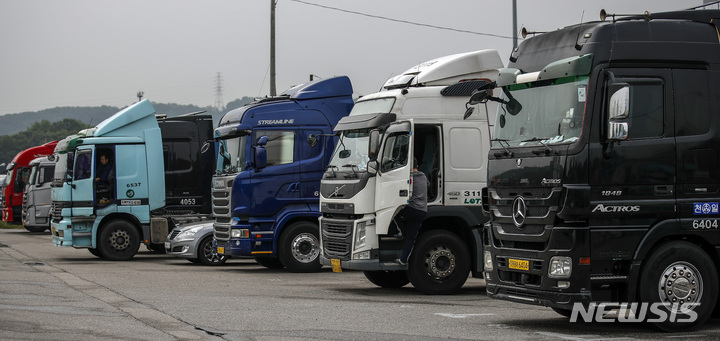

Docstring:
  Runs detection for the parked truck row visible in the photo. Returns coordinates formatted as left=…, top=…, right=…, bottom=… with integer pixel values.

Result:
left=2, top=4, right=712, bottom=332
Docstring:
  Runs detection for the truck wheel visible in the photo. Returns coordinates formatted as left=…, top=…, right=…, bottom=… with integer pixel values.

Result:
left=197, top=236, right=228, bottom=266
left=88, top=248, right=104, bottom=258
left=25, top=226, right=47, bottom=233
left=363, top=270, right=410, bottom=288
left=639, top=241, right=718, bottom=331
left=254, top=257, right=284, bottom=269
left=406, top=230, right=470, bottom=295
left=97, top=220, right=141, bottom=261
left=279, top=221, right=322, bottom=273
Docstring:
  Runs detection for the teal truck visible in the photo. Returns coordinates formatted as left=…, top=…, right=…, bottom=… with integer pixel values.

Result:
left=50, top=100, right=215, bottom=260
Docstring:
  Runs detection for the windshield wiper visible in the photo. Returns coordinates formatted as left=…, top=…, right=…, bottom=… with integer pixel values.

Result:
left=491, top=138, right=514, bottom=157
left=522, top=137, right=554, bottom=155
left=325, top=165, right=339, bottom=179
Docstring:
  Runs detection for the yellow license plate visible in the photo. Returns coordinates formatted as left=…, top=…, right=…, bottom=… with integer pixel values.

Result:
left=509, top=258, right=529, bottom=271
left=331, top=259, right=342, bottom=273
left=217, top=247, right=224, bottom=254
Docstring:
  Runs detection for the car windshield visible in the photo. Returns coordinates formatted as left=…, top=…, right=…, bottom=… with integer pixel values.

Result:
left=328, top=129, right=373, bottom=171
left=216, top=135, right=248, bottom=174
left=492, top=75, right=589, bottom=148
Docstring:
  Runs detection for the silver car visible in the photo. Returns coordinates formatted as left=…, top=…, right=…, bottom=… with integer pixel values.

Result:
left=165, top=220, right=228, bottom=265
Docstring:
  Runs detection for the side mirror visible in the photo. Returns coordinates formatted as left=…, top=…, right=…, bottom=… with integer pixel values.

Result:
left=256, top=135, right=269, bottom=146
left=369, top=130, right=380, bottom=161
left=339, top=150, right=351, bottom=159
left=307, top=134, right=318, bottom=148
left=607, top=85, right=630, bottom=141
left=506, top=98, right=523, bottom=116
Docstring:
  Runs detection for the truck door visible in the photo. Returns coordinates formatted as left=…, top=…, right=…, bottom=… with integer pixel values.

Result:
left=70, top=146, right=95, bottom=217
left=588, top=69, right=675, bottom=265
left=299, top=128, right=325, bottom=205
left=374, top=120, right=413, bottom=234
left=251, top=129, right=301, bottom=216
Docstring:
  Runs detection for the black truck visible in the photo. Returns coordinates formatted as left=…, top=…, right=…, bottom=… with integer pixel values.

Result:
left=476, top=6, right=720, bottom=331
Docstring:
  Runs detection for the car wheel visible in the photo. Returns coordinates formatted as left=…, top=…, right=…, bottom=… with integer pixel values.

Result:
left=197, top=236, right=227, bottom=266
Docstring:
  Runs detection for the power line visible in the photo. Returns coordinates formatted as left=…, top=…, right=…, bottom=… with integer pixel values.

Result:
left=290, top=0, right=514, bottom=40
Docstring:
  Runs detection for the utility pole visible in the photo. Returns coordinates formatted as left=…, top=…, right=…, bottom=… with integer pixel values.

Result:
left=512, top=0, right=518, bottom=49
left=270, top=0, right=277, bottom=96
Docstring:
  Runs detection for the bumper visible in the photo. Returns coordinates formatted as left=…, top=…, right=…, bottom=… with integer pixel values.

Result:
left=486, top=282, right=591, bottom=310
left=51, top=220, right=73, bottom=247
left=165, top=239, right=197, bottom=259
left=216, top=238, right=255, bottom=256
left=320, top=254, right=406, bottom=271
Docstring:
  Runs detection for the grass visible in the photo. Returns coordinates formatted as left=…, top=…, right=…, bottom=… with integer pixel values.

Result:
left=0, top=221, right=23, bottom=229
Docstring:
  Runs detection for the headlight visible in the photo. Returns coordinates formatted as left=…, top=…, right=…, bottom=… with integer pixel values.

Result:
left=354, top=222, right=366, bottom=250
left=483, top=251, right=493, bottom=271
left=548, top=256, right=572, bottom=278
left=175, top=226, right=203, bottom=240
left=231, top=229, right=249, bottom=238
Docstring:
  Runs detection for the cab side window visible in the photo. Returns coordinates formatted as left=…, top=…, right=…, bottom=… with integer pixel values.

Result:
left=74, top=151, right=93, bottom=180
left=264, top=131, right=295, bottom=167
left=627, top=81, right=664, bottom=139
left=381, top=133, right=410, bottom=172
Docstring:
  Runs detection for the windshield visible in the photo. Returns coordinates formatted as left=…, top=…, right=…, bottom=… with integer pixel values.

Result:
left=216, top=135, right=248, bottom=174
left=328, top=130, right=372, bottom=171
left=493, top=75, right=588, bottom=148
left=349, top=97, right=395, bottom=116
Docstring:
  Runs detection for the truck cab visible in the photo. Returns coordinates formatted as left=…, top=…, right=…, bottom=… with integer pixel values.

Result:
left=2, top=141, right=58, bottom=224
left=51, top=100, right=215, bottom=260
left=319, top=50, right=503, bottom=294
left=481, top=8, right=720, bottom=331
left=22, top=156, right=56, bottom=232
left=212, top=76, right=354, bottom=272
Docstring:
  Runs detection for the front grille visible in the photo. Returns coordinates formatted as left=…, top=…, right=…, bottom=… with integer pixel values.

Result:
left=51, top=202, right=70, bottom=222
left=168, top=230, right=181, bottom=240
left=321, top=218, right=353, bottom=260
left=489, top=186, right=561, bottom=241
left=212, top=180, right=232, bottom=241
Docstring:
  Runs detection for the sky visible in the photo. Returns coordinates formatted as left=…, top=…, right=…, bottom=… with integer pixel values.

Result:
left=0, top=0, right=707, bottom=116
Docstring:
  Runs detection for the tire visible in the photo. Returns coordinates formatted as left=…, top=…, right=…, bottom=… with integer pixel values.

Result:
left=97, top=220, right=141, bottom=261
left=639, top=241, right=718, bottom=331
left=363, top=270, right=410, bottom=288
left=406, top=230, right=470, bottom=295
left=551, top=307, right=573, bottom=318
left=25, top=226, right=47, bottom=233
left=197, top=236, right=228, bottom=266
left=88, top=248, right=104, bottom=258
left=278, top=221, right=322, bottom=273
left=254, top=257, right=284, bottom=269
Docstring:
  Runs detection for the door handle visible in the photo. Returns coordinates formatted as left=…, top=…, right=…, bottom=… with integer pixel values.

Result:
left=654, top=185, right=673, bottom=196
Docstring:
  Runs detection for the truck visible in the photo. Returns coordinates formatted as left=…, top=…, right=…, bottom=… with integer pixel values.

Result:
left=2, top=140, right=58, bottom=224
left=22, top=156, right=56, bottom=232
left=212, top=76, right=354, bottom=272
left=318, top=50, right=503, bottom=294
left=51, top=99, right=216, bottom=261
left=478, top=7, right=720, bottom=331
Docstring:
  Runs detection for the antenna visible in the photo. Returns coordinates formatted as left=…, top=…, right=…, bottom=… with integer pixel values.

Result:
left=136, top=90, right=144, bottom=102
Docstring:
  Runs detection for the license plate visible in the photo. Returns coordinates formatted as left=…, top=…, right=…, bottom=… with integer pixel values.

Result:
left=331, top=259, right=342, bottom=273
left=164, top=242, right=170, bottom=250
left=509, top=258, right=529, bottom=271
left=217, top=246, right=225, bottom=254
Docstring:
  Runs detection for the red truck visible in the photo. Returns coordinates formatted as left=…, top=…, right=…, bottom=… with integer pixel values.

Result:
left=2, top=141, right=58, bottom=223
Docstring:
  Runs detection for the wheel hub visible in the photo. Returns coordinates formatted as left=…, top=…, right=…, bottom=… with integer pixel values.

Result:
left=659, top=261, right=703, bottom=307
left=425, top=246, right=456, bottom=278
left=291, top=233, right=319, bottom=263
left=109, top=230, right=130, bottom=251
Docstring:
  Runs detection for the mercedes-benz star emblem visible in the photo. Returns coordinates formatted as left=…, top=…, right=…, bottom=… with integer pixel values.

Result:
left=512, top=196, right=527, bottom=227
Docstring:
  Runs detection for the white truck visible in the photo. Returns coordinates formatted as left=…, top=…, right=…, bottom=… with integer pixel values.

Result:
left=22, top=156, right=56, bottom=232
left=318, top=50, right=502, bottom=294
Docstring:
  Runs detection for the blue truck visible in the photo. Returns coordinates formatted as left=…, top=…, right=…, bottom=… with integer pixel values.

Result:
left=51, top=100, right=216, bottom=260
left=212, top=76, right=354, bottom=272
